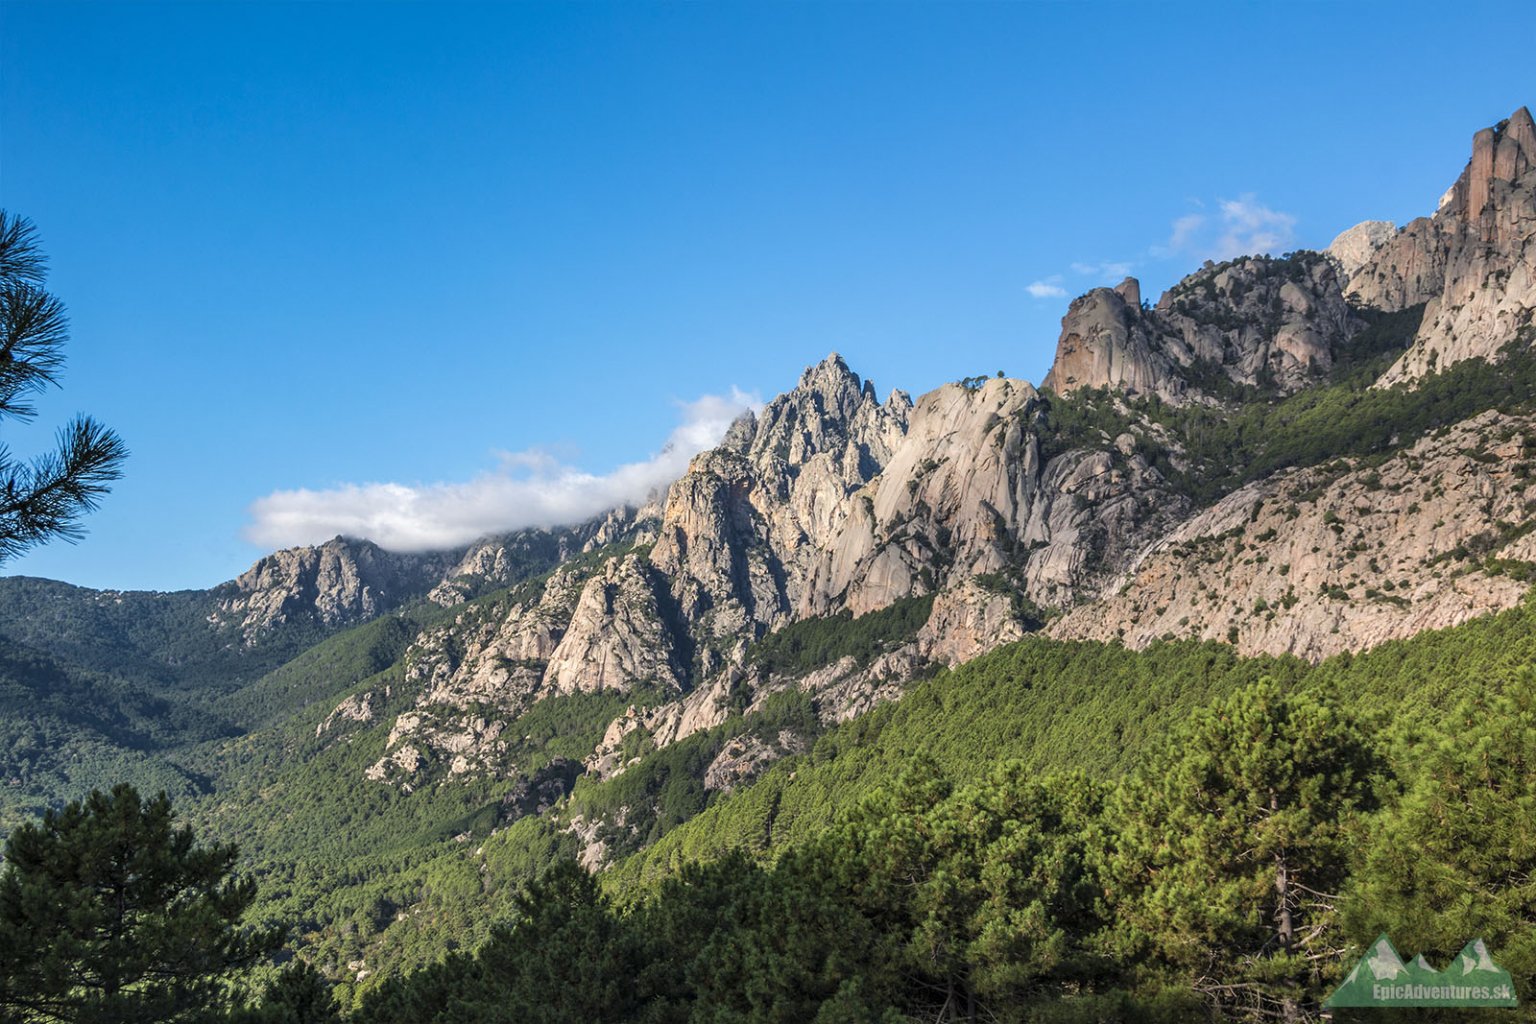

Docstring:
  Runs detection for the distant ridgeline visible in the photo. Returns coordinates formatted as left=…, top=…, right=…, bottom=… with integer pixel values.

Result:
left=1, top=106, right=1534, bottom=1021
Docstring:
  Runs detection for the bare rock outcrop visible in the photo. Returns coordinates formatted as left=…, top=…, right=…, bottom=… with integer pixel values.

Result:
left=917, top=577, right=1030, bottom=666
left=427, top=510, right=660, bottom=606
left=703, top=731, right=806, bottom=793
left=1344, top=106, right=1536, bottom=385
left=805, top=377, right=1190, bottom=614
left=1050, top=411, right=1536, bottom=660
left=213, top=537, right=453, bottom=642
left=805, top=377, right=1045, bottom=612
left=1043, top=256, right=1361, bottom=403
left=543, top=554, right=687, bottom=696
left=651, top=354, right=911, bottom=652
left=1043, top=284, right=1187, bottom=402
left=1326, top=220, right=1397, bottom=281
left=347, top=564, right=590, bottom=785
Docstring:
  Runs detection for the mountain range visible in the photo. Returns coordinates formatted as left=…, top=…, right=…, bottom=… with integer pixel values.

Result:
left=2, top=105, right=1534, bottom=1005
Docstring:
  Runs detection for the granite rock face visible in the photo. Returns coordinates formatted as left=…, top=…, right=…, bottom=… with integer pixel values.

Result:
left=801, top=376, right=1187, bottom=613
left=1339, top=107, right=1536, bottom=385
left=1325, top=220, right=1397, bottom=281
left=543, top=555, right=686, bottom=696
left=427, top=512, right=659, bottom=606
left=1050, top=411, right=1536, bottom=660
left=1042, top=255, right=1361, bottom=403
left=213, top=537, right=455, bottom=642
left=651, top=354, right=912, bottom=652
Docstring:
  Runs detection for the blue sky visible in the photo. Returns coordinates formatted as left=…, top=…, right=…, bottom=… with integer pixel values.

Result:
left=2, top=0, right=1532, bottom=591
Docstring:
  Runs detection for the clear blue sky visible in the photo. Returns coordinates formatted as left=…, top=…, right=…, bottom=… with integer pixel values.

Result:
left=2, top=0, right=1531, bottom=591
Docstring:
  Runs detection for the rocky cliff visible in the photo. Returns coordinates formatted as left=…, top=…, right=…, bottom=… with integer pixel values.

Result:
left=1332, top=106, right=1536, bottom=385
left=210, top=513, right=655, bottom=644
left=651, top=354, right=911, bottom=656
left=1042, top=254, right=1362, bottom=403
left=211, top=537, right=456, bottom=642
left=1050, top=411, right=1536, bottom=659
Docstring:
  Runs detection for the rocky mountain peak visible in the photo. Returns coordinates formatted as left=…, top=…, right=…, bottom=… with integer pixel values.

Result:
left=1361, top=104, right=1536, bottom=385
left=212, top=536, right=455, bottom=641
left=796, top=351, right=867, bottom=404
left=1043, top=284, right=1173, bottom=400
left=1442, top=105, right=1535, bottom=230
left=728, top=352, right=906, bottom=474
left=1113, top=276, right=1141, bottom=307
left=1326, top=220, right=1397, bottom=280
left=1044, top=254, right=1358, bottom=403
left=652, top=354, right=912, bottom=648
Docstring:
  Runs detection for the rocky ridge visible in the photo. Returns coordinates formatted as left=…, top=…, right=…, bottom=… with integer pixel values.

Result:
left=332, top=355, right=1203, bottom=800
left=1050, top=411, right=1536, bottom=660
left=212, top=538, right=458, bottom=643
left=266, top=104, right=1536, bottom=865
left=1042, top=255, right=1361, bottom=404
left=1334, top=106, right=1536, bottom=385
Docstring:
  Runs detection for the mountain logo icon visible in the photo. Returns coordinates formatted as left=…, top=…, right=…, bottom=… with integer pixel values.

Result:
left=1325, top=934, right=1519, bottom=1008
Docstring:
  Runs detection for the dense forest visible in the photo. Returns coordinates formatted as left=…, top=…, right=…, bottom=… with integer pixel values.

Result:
left=6, top=594, right=1536, bottom=1022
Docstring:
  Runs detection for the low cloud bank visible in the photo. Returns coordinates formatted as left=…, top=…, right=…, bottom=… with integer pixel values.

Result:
left=244, top=388, right=761, bottom=552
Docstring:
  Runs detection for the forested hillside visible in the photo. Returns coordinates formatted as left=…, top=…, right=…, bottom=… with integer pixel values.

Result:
left=347, top=595, right=1536, bottom=1022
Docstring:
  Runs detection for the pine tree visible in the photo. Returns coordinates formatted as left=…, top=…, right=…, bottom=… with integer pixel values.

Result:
left=0, top=212, right=127, bottom=565
left=1344, top=665, right=1536, bottom=1012
left=244, top=961, right=341, bottom=1024
left=1101, top=680, right=1378, bottom=1021
left=0, top=784, right=281, bottom=1024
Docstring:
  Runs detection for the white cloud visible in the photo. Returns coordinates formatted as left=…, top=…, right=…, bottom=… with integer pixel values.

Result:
left=244, top=388, right=762, bottom=552
left=1158, top=213, right=1206, bottom=256
left=1212, top=195, right=1296, bottom=260
left=1070, top=260, right=1135, bottom=280
left=1026, top=275, right=1068, bottom=299
left=1156, top=195, right=1296, bottom=262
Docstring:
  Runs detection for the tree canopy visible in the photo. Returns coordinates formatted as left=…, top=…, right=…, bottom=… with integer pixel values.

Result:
left=0, top=784, right=281, bottom=1024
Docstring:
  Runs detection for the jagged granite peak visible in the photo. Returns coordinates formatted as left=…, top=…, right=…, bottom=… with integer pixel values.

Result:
left=651, top=354, right=912, bottom=651
left=1444, top=106, right=1535, bottom=227
left=212, top=536, right=454, bottom=641
left=801, top=375, right=1189, bottom=614
left=727, top=351, right=908, bottom=475
left=1344, top=105, right=1536, bottom=385
left=1043, top=284, right=1184, bottom=401
left=1044, top=256, right=1361, bottom=403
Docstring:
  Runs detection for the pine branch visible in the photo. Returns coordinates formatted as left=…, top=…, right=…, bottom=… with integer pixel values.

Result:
left=0, top=211, right=48, bottom=287
left=0, top=415, right=128, bottom=564
left=0, top=282, right=70, bottom=418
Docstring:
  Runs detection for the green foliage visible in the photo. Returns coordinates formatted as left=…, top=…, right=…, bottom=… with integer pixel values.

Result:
left=354, top=860, right=644, bottom=1024
left=0, top=784, right=281, bottom=1023
left=612, top=637, right=1303, bottom=888
left=11, top=594, right=1536, bottom=1020
left=1101, top=681, right=1378, bottom=1019
left=1340, top=667, right=1536, bottom=1022
left=215, top=614, right=424, bottom=730
left=238, top=961, right=341, bottom=1024
left=744, top=594, right=935, bottom=677
left=818, top=760, right=1110, bottom=1013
